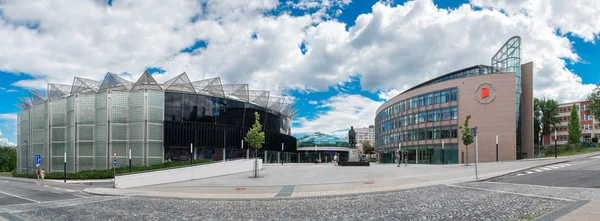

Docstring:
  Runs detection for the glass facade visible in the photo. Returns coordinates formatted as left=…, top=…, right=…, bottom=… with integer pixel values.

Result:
left=15, top=72, right=297, bottom=173
left=375, top=37, right=524, bottom=163
left=297, top=134, right=351, bottom=147
left=491, top=36, right=522, bottom=159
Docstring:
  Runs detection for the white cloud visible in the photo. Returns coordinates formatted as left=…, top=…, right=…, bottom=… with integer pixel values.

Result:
left=308, top=100, right=318, bottom=105
left=0, top=138, right=16, bottom=147
left=294, top=93, right=382, bottom=134
left=470, top=0, right=600, bottom=42
left=0, top=0, right=598, bottom=135
left=6, top=89, right=18, bottom=92
left=0, top=114, right=17, bottom=120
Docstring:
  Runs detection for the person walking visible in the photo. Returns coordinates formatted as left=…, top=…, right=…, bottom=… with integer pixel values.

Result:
left=36, top=168, right=40, bottom=181
left=333, top=155, right=338, bottom=166
left=396, top=153, right=401, bottom=167
left=40, top=168, right=46, bottom=184
left=403, top=152, right=408, bottom=167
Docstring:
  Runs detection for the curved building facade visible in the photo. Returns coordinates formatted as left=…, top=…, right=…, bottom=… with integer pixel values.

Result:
left=15, top=71, right=297, bottom=173
left=375, top=37, right=534, bottom=164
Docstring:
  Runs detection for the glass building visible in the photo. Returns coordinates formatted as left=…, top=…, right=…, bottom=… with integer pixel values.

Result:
left=296, top=134, right=352, bottom=163
left=15, top=72, right=297, bottom=174
left=375, top=36, right=534, bottom=164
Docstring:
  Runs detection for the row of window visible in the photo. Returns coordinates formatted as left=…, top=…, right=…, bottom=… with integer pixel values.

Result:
left=559, top=105, right=579, bottom=113
left=379, top=107, right=458, bottom=133
left=377, top=88, right=458, bottom=123
left=421, top=66, right=495, bottom=90
left=380, top=126, right=459, bottom=145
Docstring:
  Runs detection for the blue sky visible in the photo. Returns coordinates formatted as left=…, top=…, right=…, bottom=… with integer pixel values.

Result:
left=0, top=0, right=599, bottom=145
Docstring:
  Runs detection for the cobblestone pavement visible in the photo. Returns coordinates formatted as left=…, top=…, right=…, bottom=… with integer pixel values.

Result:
left=9, top=185, right=568, bottom=221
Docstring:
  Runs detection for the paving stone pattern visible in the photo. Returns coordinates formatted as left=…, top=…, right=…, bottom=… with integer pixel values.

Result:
left=11, top=185, right=567, bottom=221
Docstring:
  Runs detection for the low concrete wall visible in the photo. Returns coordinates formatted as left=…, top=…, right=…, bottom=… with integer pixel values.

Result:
left=115, top=159, right=263, bottom=189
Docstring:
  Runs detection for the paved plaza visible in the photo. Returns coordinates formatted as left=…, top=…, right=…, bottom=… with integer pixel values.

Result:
left=7, top=185, right=569, bottom=221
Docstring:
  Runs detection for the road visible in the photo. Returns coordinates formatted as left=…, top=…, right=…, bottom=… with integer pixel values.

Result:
left=492, top=155, right=600, bottom=188
left=0, top=179, right=109, bottom=221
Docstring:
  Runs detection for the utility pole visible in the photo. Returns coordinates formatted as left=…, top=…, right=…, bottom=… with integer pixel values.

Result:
left=63, top=152, right=67, bottom=183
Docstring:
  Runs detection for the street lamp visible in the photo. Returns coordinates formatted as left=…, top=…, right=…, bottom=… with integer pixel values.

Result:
left=442, top=141, right=445, bottom=165
left=24, top=140, right=28, bottom=174
left=281, top=143, right=284, bottom=165
left=554, top=130, right=557, bottom=158
left=496, top=135, right=498, bottom=162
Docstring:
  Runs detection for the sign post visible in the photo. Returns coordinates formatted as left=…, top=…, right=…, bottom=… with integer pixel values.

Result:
left=113, top=152, right=117, bottom=182
left=34, top=154, right=41, bottom=168
left=471, top=128, right=478, bottom=179
left=128, top=149, right=132, bottom=173
left=63, top=152, right=67, bottom=183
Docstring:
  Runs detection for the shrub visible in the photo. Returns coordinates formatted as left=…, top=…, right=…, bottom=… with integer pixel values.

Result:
left=593, top=137, right=598, bottom=143
left=12, top=159, right=214, bottom=180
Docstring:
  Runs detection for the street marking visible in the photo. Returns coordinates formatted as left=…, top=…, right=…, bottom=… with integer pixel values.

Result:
left=64, top=189, right=76, bottom=192
left=540, top=168, right=552, bottom=171
left=0, top=190, right=41, bottom=203
left=526, top=171, right=534, bottom=174
left=533, top=169, right=543, bottom=172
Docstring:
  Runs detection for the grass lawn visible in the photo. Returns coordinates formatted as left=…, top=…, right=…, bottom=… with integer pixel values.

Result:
left=0, top=172, right=12, bottom=177
left=534, top=145, right=600, bottom=158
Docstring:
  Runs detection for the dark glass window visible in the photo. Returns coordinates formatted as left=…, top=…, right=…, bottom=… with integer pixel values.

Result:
left=426, top=93, right=433, bottom=105
left=433, top=109, right=440, bottom=122
left=434, top=91, right=441, bottom=104
left=450, top=88, right=458, bottom=101
left=427, top=128, right=433, bottom=140
left=441, top=126, right=450, bottom=138
left=419, top=95, right=425, bottom=107
left=427, top=110, right=433, bottom=122
left=451, top=126, right=458, bottom=138
left=442, top=108, right=451, bottom=121
left=441, top=90, right=448, bottom=103
left=433, top=127, right=440, bottom=139
left=451, top=107, right=458, bottom=120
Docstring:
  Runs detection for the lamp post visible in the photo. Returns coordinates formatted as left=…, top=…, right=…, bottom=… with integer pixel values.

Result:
left=281, top=143, right=284, bottom=165
left=496, top=135, right=498, bottom=162
left=554, top=130, right=557, bottom=158
left=190, top=143, right=193, bottom=165
left=398, top=143, right=401, bottom=166
left=24, top=140, right=29, bottom=174
left=63, top=152, right=67, bottom=183
left=442, top=141, right=444, bottom=165
left=128, top=149, right=132, bottom=173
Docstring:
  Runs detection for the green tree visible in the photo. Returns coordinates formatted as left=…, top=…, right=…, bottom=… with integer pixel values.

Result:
left=587, top=85, right=600, bottom=143
left=567, top=104, right=582, bottom=145
left=459, top=115, right=475, bottom=166
left=360, top=140, right=374, bottom=155
left=539, top=98, right=561, bottom=139
left=0, top=147, right=17, bottom=172
left=244, top=112, right=265, bottom=178
left=534, top=98, right=542, bottom=145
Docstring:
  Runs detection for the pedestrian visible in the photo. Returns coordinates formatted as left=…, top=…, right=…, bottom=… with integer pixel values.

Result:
left=397, top=154, right=401, bottom=167
left=333, top=155, right=338, bottom=166
left=403, top=152, right=408, bottom=167
left=36, top=168, right=40, bottom=180
left=40, top=168, right=46, bottom=184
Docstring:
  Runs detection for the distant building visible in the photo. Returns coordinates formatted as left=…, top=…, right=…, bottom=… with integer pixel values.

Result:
left=354, top=125, right=375, bottom=147
left=542, top=101, right=599, bottom=145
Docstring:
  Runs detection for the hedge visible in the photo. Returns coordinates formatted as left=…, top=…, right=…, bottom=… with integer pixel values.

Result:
left=12, top=159, right=215, bottom=180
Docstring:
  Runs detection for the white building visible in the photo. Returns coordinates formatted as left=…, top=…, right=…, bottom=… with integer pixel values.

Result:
left=355, top=125, right=375, bottom=148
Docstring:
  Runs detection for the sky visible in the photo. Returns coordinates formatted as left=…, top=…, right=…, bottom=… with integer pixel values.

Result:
left=0, top=0, right=599, bottom=145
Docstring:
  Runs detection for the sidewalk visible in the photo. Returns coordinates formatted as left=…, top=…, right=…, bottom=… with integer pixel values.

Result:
left=0, top=175, right=113, bottom=186
left=83, top=152, right=600, bottom=200
left=556, top=201, right=600, bottom=221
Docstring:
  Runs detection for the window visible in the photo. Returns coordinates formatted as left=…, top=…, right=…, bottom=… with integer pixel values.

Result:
left=419, top=128, right=426, bottom=140
left=451, top=107, right=458, bottom=120
left=433, top=109, right=440, bottom=122
left=427, top=93, right=433, bottom=105
left=450, top=88, right=458, bottom=101
left=427, top=128, right=433, bottom=140
left=451, top=126, right=458, bottom=138
left=412, top=98, right=419, bottom=109
left=419, top=112, right=425, bottom=124
left=441, top=126, right=450, bottom=138
left=419, top=95, right=425, bottom=107
left=434, top=92, right=441, bottom=104
left=433, top=127, right=440, bottom=139
left=427, top=110, right=433, bottom=122
left=442, top=108, right=451, bottom=121
left=441, top=90, right=449, bottom=103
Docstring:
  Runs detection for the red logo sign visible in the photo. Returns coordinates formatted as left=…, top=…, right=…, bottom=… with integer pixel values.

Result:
left=481, top=87, right=489, bottom=98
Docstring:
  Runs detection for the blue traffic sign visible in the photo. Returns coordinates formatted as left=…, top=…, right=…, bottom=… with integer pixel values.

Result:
left=113, top=159, right=117, bottom=166
left=34, top=154, right=41, bottom=166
